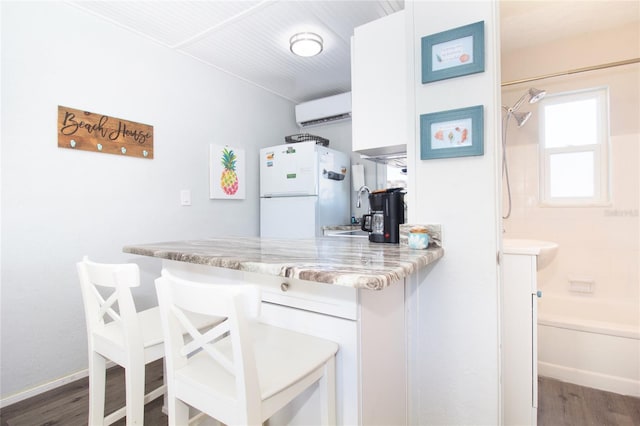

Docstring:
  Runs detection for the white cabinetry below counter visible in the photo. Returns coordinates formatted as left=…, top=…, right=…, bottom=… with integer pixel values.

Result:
left=124, top=236, right=444, bottom=425
left=162, top=260, right=407, bottom=426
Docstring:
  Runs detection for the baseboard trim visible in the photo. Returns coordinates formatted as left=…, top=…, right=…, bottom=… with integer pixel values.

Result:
left=0, top=369, right=88, bottom=409
left=539, top=361, right=640, bottom=398
left=0, top=361, right=117, bottom=409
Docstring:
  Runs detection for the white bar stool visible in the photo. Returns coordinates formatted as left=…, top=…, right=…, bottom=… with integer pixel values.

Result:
left=155, top=269, right=339, bottom=426
left=77, top=256, right=165, bottom=425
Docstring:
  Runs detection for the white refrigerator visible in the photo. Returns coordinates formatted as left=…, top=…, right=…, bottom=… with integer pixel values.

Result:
left=260, top=141, right=350, bottom=238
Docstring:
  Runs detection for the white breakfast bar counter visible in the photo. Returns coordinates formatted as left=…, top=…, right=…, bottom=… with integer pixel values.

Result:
left=124, top=230, right=443, bottom=426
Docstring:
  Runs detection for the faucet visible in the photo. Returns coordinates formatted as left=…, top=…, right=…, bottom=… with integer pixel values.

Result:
left=356, top=185, right=371, bottom=209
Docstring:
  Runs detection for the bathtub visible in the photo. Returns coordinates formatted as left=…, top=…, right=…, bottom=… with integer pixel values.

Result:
left=537, top=294, right=640, bottom=397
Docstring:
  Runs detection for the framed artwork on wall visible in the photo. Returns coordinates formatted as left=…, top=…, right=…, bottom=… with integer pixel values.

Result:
left=421, top=21, right=485, bottom=83
left=210, top=145, right=246, bottom=199
left=420, top=105, right=484, bottom=160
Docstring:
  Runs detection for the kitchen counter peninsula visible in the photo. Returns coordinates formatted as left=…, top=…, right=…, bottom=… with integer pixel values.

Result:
left=123, top=235, right=443, bottom=291
left=124, top=231, right=442, bottom=426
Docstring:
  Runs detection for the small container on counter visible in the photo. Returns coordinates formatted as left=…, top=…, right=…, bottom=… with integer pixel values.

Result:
left=408, top=226, right=430, bottom=249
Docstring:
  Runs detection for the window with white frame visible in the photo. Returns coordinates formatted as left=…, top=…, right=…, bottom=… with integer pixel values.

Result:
left=539, top=87, right=610, bottom=206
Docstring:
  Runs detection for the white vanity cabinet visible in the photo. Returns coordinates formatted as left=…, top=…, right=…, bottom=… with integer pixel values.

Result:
left=502, top=254, right=538, bottom=426
left=351, top=10, right=406, bottom=156
left=163, top=260, right=408, bottom=426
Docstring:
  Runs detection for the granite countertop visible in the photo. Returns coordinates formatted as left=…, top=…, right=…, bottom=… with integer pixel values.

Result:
left=124, top=228, right=443, bottom=290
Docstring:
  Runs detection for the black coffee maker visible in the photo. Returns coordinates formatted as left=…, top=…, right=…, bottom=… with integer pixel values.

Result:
left=361, top=188, right=405, bottom=243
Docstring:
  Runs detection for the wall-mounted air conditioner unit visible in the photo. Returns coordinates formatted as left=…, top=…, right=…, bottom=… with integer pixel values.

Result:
left=295, top=92, right=351, bottom=128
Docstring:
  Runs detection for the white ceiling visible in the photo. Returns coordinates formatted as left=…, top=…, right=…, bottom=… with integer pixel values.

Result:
left=67, top=0, right=638, bottom=104
left=67, top=0, right=404, bottom=103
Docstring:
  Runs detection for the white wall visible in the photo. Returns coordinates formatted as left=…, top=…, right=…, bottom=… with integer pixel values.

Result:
left=0, top=1, right=297, bottom=400
left=501, top=23, right=639, bottom=314
left=406, top=2, right=502, bottom=424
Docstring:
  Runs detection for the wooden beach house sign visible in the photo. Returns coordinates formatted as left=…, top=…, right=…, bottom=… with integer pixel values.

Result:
left=57, top=105, right=154, bottom=159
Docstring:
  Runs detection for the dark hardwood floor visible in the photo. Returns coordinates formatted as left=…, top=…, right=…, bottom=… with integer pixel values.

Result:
left=2, top=366, right=639, bottom=425
left=0, top=360, right=166, bottom=426
left=537, top=376, right=640, bottom=426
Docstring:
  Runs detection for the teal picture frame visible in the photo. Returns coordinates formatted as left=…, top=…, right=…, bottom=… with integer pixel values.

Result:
left=421, top=21, right=484, bottom=83
left=420, top=105, right=484, bottom=160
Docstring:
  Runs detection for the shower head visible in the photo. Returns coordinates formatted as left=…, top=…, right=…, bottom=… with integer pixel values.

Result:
left=512, top=111, right=532, bottom=127
left=511, top=87, right=547, bottom=111
left=528, top=87, right=546, bottom=104
left=502, top=87, right=545, bottom=221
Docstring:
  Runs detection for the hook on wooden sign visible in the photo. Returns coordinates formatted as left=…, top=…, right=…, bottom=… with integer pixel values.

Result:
left=57, top=105, right=154, bottom=159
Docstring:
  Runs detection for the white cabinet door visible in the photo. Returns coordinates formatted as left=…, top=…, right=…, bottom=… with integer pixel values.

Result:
left=351, top=10, right=406, bottom=156
left=261, top=282, right=407, bottom=426
left=502, top=254, right=538, bottom=426
left=260, top=303, right=359, bottom=426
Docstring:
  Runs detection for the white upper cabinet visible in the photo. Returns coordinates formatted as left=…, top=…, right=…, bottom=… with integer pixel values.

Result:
left=351, top=11, right=406, bottom=156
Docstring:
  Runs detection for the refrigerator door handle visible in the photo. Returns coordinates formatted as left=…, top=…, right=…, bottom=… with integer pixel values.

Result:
left=322, top=169, right=346, bottom=181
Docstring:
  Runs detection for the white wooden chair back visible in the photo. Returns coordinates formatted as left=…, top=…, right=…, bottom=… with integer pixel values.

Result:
left=155, top=270, right=263, bottom=423
left=77, top=256, right=167, bottom=425
left=77, top=256, right=142, bottom=352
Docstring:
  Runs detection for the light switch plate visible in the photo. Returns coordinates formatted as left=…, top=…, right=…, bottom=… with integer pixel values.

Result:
left=180, top=189, right=191, bottom=206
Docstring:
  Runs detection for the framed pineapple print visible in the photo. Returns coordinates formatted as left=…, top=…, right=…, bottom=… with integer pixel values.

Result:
left=210, top=145, right=246, bottom=199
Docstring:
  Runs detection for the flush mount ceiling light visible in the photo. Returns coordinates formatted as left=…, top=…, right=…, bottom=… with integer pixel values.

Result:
left=289, top=32, right=323, bottom=57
